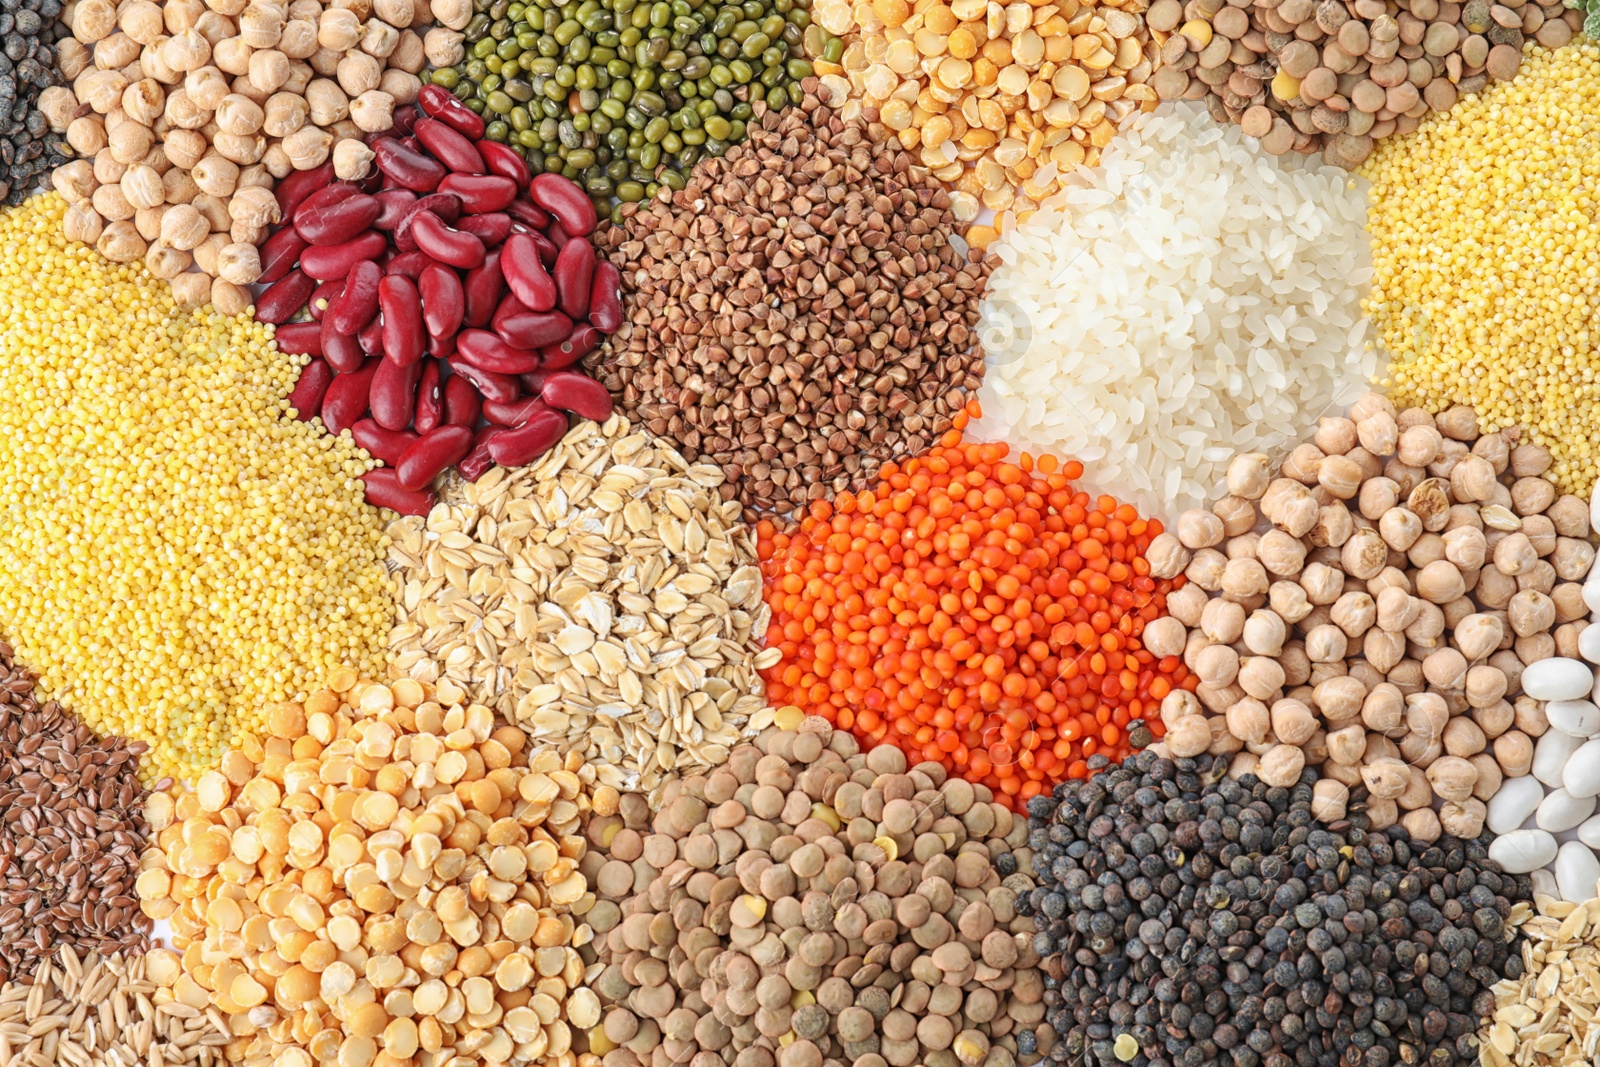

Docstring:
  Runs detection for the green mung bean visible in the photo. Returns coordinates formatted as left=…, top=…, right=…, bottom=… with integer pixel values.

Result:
left=424, top=0, right=812, bottom=215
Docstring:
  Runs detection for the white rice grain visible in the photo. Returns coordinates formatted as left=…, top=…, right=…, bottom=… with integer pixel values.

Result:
left=974, top=102, right=1375, bottom=517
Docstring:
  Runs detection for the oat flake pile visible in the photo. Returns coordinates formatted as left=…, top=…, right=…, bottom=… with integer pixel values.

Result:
left=388, top=415, right=778, bottom=796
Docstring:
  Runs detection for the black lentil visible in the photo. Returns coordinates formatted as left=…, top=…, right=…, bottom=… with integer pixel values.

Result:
left=0, top=0, right=67, bottom=204
left=1026, top=752, right=1532, bottom=1067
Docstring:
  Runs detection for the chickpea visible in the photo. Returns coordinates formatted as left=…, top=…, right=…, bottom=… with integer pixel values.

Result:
left=1377, top=507, right=1422, bottom=552
left=95, top=219, right=146, bottom=262
left=1507, top=589, right=1555, bottom=638
left=1311, top=778, right=1349, bottom=821
left=1340, top=528, right=1387, bottom=581
left=1434, top=405, right=1479, bottom=441
left=1383, top=458, right=1423, bottom=498
left=1308, top=502, right=1353, bottom=549
left=1360, top=757, right=1409, bottom=799
left=1175, top=509, right=1223, bottom=550
left=1313, top=416, right=1358, bottom=456
left=1546, top=495, right=1590, bottom=538
left=1469, top=694, right=1513, bottom=735
left=378, top=68, right=421, bottom=105
left=1473, top=432, right=1511, bottom=474
left=1427, top=439, right=1468, bottom=480
left=1396, top=425, right=1443, bottom=468
left=1329, top=591, right=1376, bottom=639
left=1355, top=412, right=1399, bottom=457
left=1493, top=532, right=1538, bottom=576
left=1255, top=744, right=1305, bottom=789
left=1212, top=495, right=1256, bottom=538
left=422, top=26, right=465, bottom=67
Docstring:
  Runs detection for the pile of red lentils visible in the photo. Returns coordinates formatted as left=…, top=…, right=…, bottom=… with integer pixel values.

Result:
left=757, top=402, right=1198, bottom=808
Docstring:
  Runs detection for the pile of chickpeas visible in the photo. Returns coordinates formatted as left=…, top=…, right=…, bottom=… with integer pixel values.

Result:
left=1144, top=393, right=1592, bottom=843
left=47, top=0, right=429, bottom=308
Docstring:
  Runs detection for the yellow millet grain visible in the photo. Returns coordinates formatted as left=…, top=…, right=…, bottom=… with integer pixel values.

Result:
left=0, top=194, right=393, bottom=783
left=1362, top=41, right=1600, bottom=498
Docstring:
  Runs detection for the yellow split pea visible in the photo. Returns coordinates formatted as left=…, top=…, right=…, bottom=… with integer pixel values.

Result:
left=0, top=194, right=392, bottom=782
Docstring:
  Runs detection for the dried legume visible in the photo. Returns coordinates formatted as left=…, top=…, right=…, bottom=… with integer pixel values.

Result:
left=580, top=712, right=1050, bottom=1067
left=1365, top=41, right=1600, bottom=499
left=808, top=0, right=1161, bottom=210
left=0, top=194, right=391, bottom=783
left=424, top=0, right=814, bottom=211
left=387, top=414, right=777, bottom=798
left=587, top=84, right=992, bottom=521
left=1151, top=0, right=1581, bottom=166
left=758, top=401, right=1195, bottom=807
left=136, top=670, right=611, bottom=1067
left=0, top=0, right=71, bottom=205
left=49, top=0, right=430, bottom=305
left=0, top=640, right=154, bottom=985
left=1149, top=393, right=1586, bottom=840
left=1028, top=751, right=1532, bottom=1067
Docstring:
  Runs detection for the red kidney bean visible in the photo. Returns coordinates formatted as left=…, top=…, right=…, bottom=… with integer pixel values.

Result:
left=256, top=268, right=316, bottom=324
left=547, top=220, right=573, bottom=248
left=528, top=230, right=560, bottom=268
left=276, top=161, right=337, bottom=218
left=448, top=357, right=519, bottom=403
left=411, top=212, right=486, bottom=270
left=287, top=358, right=334, bottom=420
left=396, top=424, right=474, bottom=491
left=370, top=354, right=422, bottom=430
left=373, top=189, right=419, bottom=230
left=308, top=278, right=342, bottom=321
left=292, top=181, right=360, bottom=221
left=351, top=418, right=419, bottom=466
left=323, top=319, right=366, bottom=372
left=393, top=193, right=463, bottom=251
left=415, top=118, right=486, bottom=175
left=275, top=321, right=323, bottom=356
left=442, top=373, right=481, bottom=426
left=488, top=409, right=569, bottom=466
left=438, top=173, right=517, bottom=214
left=479, top=141, right=532, bottom=189
left=464, top=249, right=504, bottom=328
left=418, top=84, right=487, bottom=140
left=506, top=196, right=551, bottom=231
left=326, top=258, right=381, bottom=335
left=419, top=264, right=464, bottom=340
left=541, top=371, right=613, bottom=421
left=385, top=250, right=431, bottom=280
left=457, top=329, right=542, bottom=374
left=553, top=239, right=594, bottom=320
left=300, top=231, right=386, bottom=280
left=259, top=227, right=309, bottom=284
left=374, top=138, right=446, bottom=192
left=456, top=426, right=500, bottom=482
left=357, top=314, right=384, bottom=357
left=379, top=274, right=425, bottom=367
left=296, top=193, right=381, bottom=246
left=361, top=468, right=437, bottom=515
left=428, top=332, right=457, bottom=359
left=529, top=173, right=597, bottom=237
left=413, top=360, right=443, bottom=434
left=539, top=324, right=599, bottom=367
left=589, top=261, right=622, bottom=333
left=321, top=359, right=379, bottom=435
left=455, top=212, right=511, bottom=246
left=483, top=395, right=548, bottom=426
left=492, top=304, right=572, bottom=350
left=519, top=369, right=552, bottom=395
left=358, top=166, right=385, bottom=194
left=391, top=104, right=419, bottom=136
left=502, top=233, right=557, bottom=312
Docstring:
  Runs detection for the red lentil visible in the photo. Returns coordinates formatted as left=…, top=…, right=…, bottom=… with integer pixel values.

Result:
left=757, top=401, right=1197, bottom=809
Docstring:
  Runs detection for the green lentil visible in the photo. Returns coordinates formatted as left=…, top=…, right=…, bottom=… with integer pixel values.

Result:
left=425, top=0, right=813, bottom=206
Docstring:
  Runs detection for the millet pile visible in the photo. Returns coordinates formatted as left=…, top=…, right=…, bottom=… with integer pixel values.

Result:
left=579, top=712, right=1049, bottom=1067
left=1028, top=752, right=1532, bottom=1067
left=587, top=82, right=992, bottom=522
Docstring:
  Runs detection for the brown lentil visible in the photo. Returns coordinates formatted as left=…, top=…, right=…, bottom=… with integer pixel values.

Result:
left=578, top=709, right=1050, bottom=1067
left=1151, top=0, right=1583, bottom=168
left=0, top=640, right=154, bottom=986
left=586, top=85, right=993, bottom=523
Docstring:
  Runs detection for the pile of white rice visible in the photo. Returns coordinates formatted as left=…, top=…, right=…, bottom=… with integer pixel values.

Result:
left=973, top=102, right=1374, bottom=517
